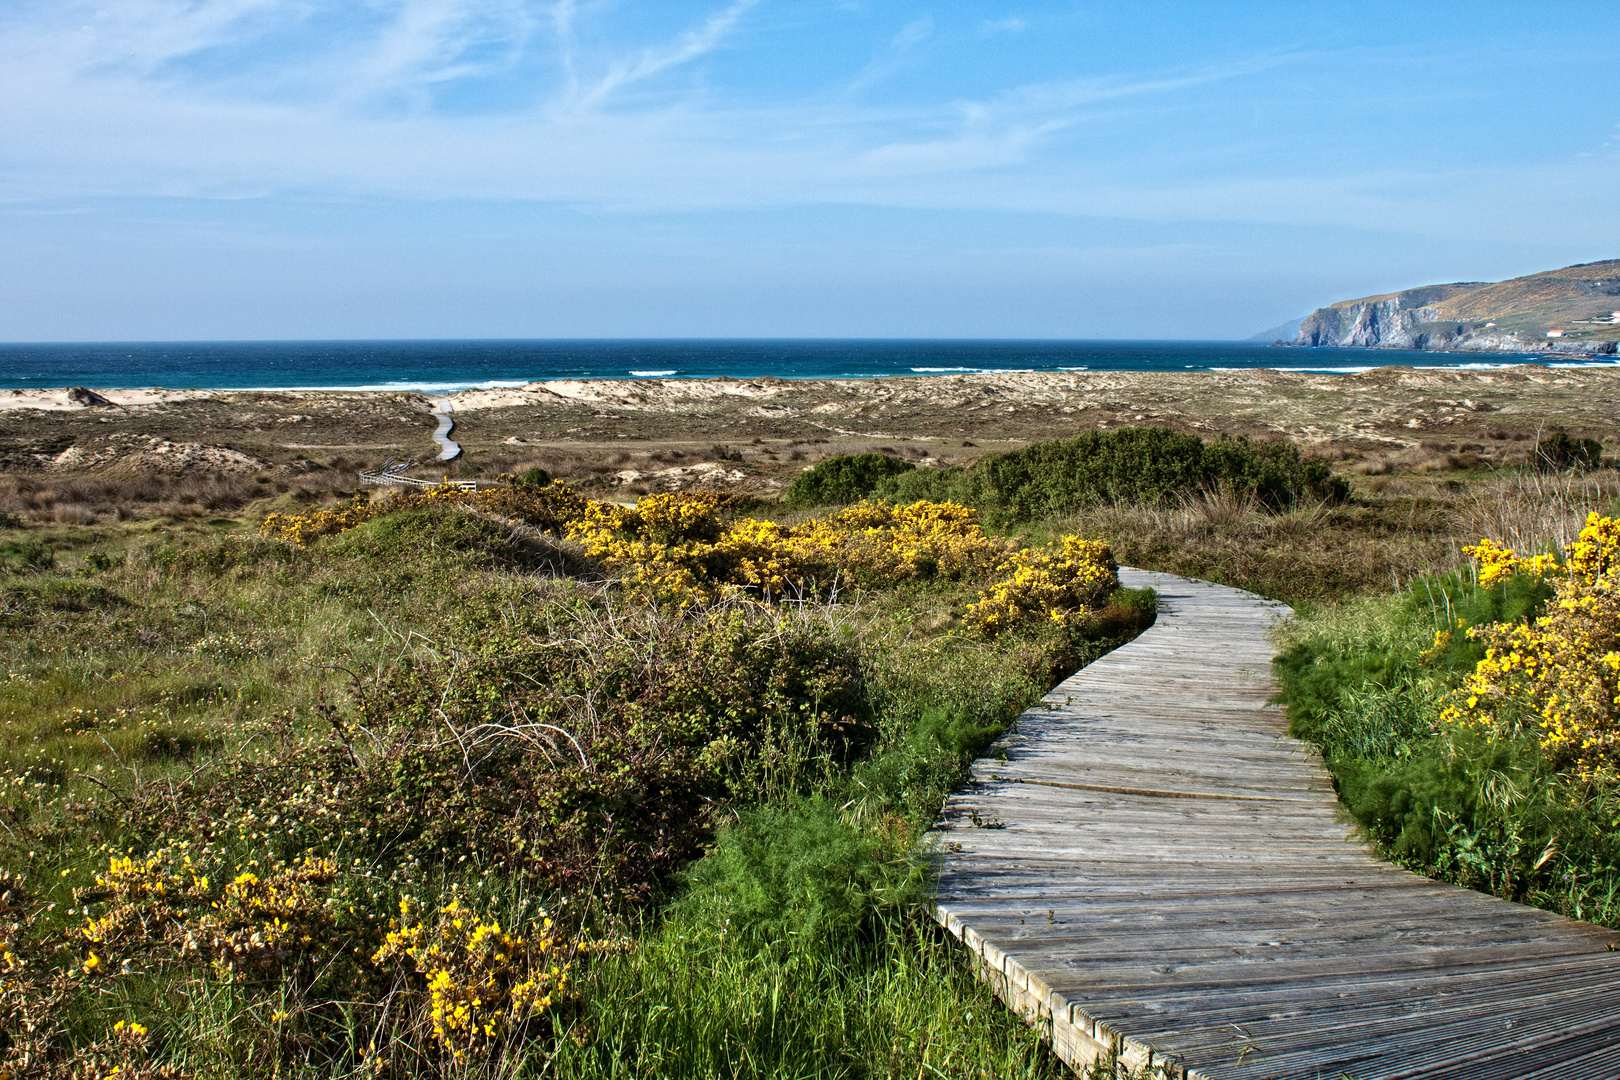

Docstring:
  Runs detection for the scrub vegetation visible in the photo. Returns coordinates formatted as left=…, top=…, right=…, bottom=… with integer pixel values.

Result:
left=0, top=471, right=1150, bottom=1078
left=4, top=419, right=1619, bottom=1078
left=1274, top=469, right=1620, bottom=927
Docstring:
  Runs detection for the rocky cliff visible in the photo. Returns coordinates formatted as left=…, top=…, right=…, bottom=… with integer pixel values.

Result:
left=1292, top=260, right=1620, bottom=356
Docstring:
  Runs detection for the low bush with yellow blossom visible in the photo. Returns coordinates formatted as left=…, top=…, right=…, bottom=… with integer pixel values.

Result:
left=263, top=480, right=1117, bottom=620
left=566, top=493, right=1026, bottom=604
left=77, top=850, right=346, bottom=979
left=1450, top=513, right=1620, bottom=779
left=565, top=491, right=1117, bottom=623
left=261, top=494, right=386, bottom=546
left=565, top=493, right=741, bottom=603
left=1277, top=510, right=1620, bottom=922
left=0, top=839, right=601, bottom=1078
left=963, top=536, right=1119, bottom=635
left=782, top=499, right=1013, bottom=588
left=373, top=897, right=607, bottom=1061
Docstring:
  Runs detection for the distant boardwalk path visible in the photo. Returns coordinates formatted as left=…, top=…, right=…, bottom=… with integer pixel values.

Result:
left=430, top=399, right=461, bottom=462
left=933, top=569, right=1620, bottom=1080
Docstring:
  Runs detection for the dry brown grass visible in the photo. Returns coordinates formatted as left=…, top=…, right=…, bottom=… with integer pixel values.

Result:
left=1455, top=468, right=1620, bottom=555
left=0, top=469, right=357, bottom=524
left=1049, top=462, right=1619, bottom=605
left=1050, top=489, right=1464, bottom=604
left=1349, top=443, right=1487, bottom=476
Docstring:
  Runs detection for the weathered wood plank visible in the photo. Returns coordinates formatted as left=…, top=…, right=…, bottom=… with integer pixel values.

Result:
left=932, top=569, right=1620, bottom=1079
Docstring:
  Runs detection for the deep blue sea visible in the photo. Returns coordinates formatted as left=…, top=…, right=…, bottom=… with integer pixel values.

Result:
left=0, top=339, right=1604, bottom=392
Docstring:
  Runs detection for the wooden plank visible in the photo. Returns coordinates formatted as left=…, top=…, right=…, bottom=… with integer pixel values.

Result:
left=932, top=568, right=1620, bottom=1079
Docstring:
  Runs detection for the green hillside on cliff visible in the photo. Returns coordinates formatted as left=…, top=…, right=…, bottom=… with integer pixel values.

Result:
left=1294, top=259, right=1620, bottom=353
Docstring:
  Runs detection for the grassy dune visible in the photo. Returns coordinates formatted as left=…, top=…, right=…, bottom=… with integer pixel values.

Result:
left=3, top=410, right=1618, bottom=1078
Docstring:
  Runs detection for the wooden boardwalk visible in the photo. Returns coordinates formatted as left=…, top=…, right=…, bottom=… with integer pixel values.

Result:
left=932, top=569, right=1620, bottom=1080
left=430, top=399, right=462, bottom=462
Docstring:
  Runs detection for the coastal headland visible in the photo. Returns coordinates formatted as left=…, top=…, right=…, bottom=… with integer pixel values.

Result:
left=1285, top=258, right=1620, bottom=356
left=3, top=365, right=1616, bottom=496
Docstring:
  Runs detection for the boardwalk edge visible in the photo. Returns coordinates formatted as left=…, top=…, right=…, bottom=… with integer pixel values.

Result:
left=932, top=904, right=1209, bottom=1080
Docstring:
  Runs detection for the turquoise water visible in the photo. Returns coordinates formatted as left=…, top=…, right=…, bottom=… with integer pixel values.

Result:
left=0, top=339, right=1590, bottom=392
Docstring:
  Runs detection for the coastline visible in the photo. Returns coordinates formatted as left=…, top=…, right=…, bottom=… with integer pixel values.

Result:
left=6, top=339, right=1616, bottom=399
left=1271, top=340, right=1619, bottom=359
left=0, top=367, right=1615, bottom=493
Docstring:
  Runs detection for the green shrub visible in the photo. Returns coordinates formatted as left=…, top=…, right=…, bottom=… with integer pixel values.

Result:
left=783, top=453, right=915, bottom=508
left=517, top=465, right=552, bottom=486
left=979, top=429, right=1347, bottom=523
left=875, top=428, right=1346, bottom=524
left=0, top=535, right=54, bottom=572
left=673, top=797, right=924, bottom=954
left=82, top=550, right=122, bottom=573
left=327, top=506, right=515, bottom=565
left=1534, top=431, right=1603, bottom=472
left=1199, top=435, right=1349, bottom=508
left=872, top=466, right=973, bottom=505
left=342, top=606, right=871, bottom=906
left=973, top=427, right=1210, bottom=521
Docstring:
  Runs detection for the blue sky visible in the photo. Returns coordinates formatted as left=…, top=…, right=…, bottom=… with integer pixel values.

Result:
left=2, top=1, right=1617, bottom=341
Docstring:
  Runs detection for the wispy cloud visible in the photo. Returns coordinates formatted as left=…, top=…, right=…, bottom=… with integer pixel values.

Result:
left=345, top=0, right=540, bottom=103
left=549, top=0, right=580, bottom=98
left=843, top=16, right=933, bottom=97
left=850, top=58, right=1283, bottom=178
left=573, top=0, right=757, bottom=109
left=0, top=0, right=1613, bottom=253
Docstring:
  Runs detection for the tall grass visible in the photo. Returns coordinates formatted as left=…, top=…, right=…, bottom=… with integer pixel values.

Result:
left=1043, top=490, right=1457, bottom=603
left=1273, top=552, right=1620, bottom=928
left=544, top=916, right=1062, bottom=1080
left=0, top=496, right=1156, bottom=1078
left=1454, top=468, right=1620, bottom=556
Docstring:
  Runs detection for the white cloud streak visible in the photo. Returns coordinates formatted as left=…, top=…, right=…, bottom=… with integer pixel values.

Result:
left=573, top=0, right=756, bottom=109
left=841, top=15, right=933, bottom=97
left=0, top=1, right=1614, bottom=250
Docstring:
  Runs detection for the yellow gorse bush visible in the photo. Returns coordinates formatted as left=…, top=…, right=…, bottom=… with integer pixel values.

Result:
left=962, top=536, right=1118, bottom=635
left=567, top=493, right=1020, bottom=605
left=81, top=851, right=341, bottom=974
left=373, top=897, right=589, bottom=1060
left=261, top=481, right=1118, bottom=626
left=787, top=499, right=1013, bottom=586
left=565, top=494, right=734, bottom=603
left=262, top=496, right=385, bottom=546
left=1464, top=537, right=1558, bottom=588
left=1452, top=514, right=1620, bottom=778
left=48, top=850, right=603, bottom=1067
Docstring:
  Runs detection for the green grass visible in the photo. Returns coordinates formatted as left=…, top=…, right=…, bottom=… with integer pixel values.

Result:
left=13, top=446, right=1609, bottom=1078
left=1272, top=568, right=1620, bottom=927
left=542, top=916, right=1064, bottom=1080
left=0, top=498, right=1154, bottom=1078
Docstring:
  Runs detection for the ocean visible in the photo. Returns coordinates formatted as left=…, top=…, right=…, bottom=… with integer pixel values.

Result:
left=0, top=339, right=1605, bottom=393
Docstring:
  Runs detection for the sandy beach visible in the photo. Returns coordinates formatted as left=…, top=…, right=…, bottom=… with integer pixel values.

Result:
left=2, top=366, right=1616, bottom=492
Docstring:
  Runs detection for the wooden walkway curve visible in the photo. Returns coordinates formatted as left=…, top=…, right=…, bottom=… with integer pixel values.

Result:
left=932, top=569, right=1620, bottom=1080
left=430, top=399, right=462, bottom=462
